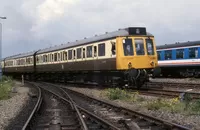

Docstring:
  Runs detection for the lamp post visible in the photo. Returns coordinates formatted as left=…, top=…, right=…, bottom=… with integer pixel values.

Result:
left=0, top=16, right=6, bottom=81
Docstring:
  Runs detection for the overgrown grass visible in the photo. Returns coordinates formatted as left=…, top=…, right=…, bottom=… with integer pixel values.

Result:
left=0, top=76, right=13, bottom=100
left=101, top=88, right=144, bottom=102
left=101, top=88, right=200, bottom=115
left=146, top=95, right=200, bottom=115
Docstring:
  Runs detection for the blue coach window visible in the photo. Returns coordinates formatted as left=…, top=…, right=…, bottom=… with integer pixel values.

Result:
left=176, top=49, right=184, bottom=59
left=165, top=50, right=172, bottom=60
left=157, top=51, right=161, bottom=60
left=189, top=48, right=198, bottom=58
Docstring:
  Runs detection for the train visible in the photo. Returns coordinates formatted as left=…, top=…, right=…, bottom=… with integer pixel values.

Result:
left=2, top=27, right=160, bottom=88
left=157, top=40, right=200, bottom=77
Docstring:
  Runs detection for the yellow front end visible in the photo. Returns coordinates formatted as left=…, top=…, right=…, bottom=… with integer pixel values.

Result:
left=116, top=36, right=158, bottom=70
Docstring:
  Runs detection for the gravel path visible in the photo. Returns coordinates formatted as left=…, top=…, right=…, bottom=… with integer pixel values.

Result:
left=68, top=87, right=200, bottom=130
left=0, top=81, right=34, bottom=130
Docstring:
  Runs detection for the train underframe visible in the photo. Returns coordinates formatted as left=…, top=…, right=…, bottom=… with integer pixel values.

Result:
left=160, top=66, right=200, bottom=78
left=4, top=67, right=160, bottom=89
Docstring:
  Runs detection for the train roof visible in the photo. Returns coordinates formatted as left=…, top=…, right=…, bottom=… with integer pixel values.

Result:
left=157, top=40, right=200, bottom=50
left=37, top=27, right=154, bottom=54
left=5, top=51, right=36, bottom=60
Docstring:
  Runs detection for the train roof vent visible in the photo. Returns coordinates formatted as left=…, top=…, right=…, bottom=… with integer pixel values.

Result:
left=95, top=34, right=98, bottom=36
left=84, top=37, right=87, bottom=39
left=105, top=32, right=108, bottom=34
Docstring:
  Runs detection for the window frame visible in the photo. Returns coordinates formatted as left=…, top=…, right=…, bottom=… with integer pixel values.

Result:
left=164, top=50, right=172, bottom=60
left=176, top=49, right=184, bottom=59
left=87, top=46, right=93, bottom=58
left=68, top=50, right=73, bottom=60
left=189, top=47, right=198, bottom=59
left=134, top=38, right=145, bottom=55
left=98, top=43, right=105, bottom=56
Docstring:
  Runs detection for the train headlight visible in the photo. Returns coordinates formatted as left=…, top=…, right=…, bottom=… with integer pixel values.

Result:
left=150, top=61, right=154, bottom=66
left=128, top=62, right=132, bottom=69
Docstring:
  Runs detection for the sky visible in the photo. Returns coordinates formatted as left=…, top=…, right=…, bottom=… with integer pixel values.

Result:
left=0, top=0, right=200, bottom=58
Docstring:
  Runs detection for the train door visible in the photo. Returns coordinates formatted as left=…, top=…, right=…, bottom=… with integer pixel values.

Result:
left=93, top=45, right=98, bottom=70
left=82, top=47, right=86, bottom=61
left=73, top=49, right=76, bottom=62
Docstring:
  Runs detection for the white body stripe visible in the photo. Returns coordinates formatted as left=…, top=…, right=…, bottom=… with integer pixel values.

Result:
left=158, top=59, right=200, bottom=65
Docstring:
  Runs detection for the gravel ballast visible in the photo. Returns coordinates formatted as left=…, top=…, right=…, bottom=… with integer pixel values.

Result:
left=150, top=77, right=200, bottom=84
left=68, top=86, right=200, bottom=130
left=0, top=81, right=34, bottom=130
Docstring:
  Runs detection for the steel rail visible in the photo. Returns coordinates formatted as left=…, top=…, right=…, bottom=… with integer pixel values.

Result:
left=56, top=84, right=191, bottom=130
left=38, top=82, right=120, bottom=130
left=58, top=87, right=120, bottom=130
left=22, top=83, right=42, bottom=130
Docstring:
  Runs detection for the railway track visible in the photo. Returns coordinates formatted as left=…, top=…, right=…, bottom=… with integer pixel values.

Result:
left=29, top=82, right=120, bottom=130
left=22, top=83, right=42, bottom=130
left=63, top=81, right=200, bottom=99
left=136, top=88, right=200, bottom=99
left=147, top=81, right=200, bottom=89
left=42, top=82, right=191, bottom=130
left=142, top=81, right=200, bottom=99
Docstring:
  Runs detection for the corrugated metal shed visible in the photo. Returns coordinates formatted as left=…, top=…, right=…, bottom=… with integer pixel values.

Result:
left=157, top=41, right=200, bottom=50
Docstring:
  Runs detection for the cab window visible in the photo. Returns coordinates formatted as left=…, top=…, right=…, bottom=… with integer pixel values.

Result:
left=123, top=39, right=134, bottom=56
left=146, top=39, right=154, bottom=55
left=135, top=38, right=145, bottom=55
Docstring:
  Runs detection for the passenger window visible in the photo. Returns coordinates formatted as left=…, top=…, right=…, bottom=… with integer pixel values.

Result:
left=157, top=51, right=161, bottom=60
left=123, top=39, right=134, bottom=56
left=51, top=54, right=54, bottom=62
left=111, top=41, right=116, bottom=55
left=87, top=46, right=92, bottom=58
left=54, top=53, right=57, bottom=61
left=68, top=50, right=72, bottom=60
left=94, top=46, right=97, bottom=57
left=36, top=56, right=39, bottom=63
left=189, top=48, right=198, bottom=58
left=40, top=56, right=42, bottom=63
left=98, top=43, right=105, bottom=56
left=176, top=49, right=184, bottom=59
left=164, top=50, right=172, bottom=60
left=43, top=55, right=47, bottom=62
left=63, top=51, right=67, bottom=60
left=146, top=39, right=154, bottom=55
left=135, top=38, right=144, bottom=55
left=58, top=53, right=61, bottom=61
left=83, top=48, right=86, bottom=58
left=77, top=48, right=82, bottom=59
left=60, top=52, right=63, bottom=61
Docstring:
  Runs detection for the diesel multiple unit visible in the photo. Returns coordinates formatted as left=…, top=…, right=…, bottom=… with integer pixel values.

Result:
left=2, top=27, right=160, bottom=88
